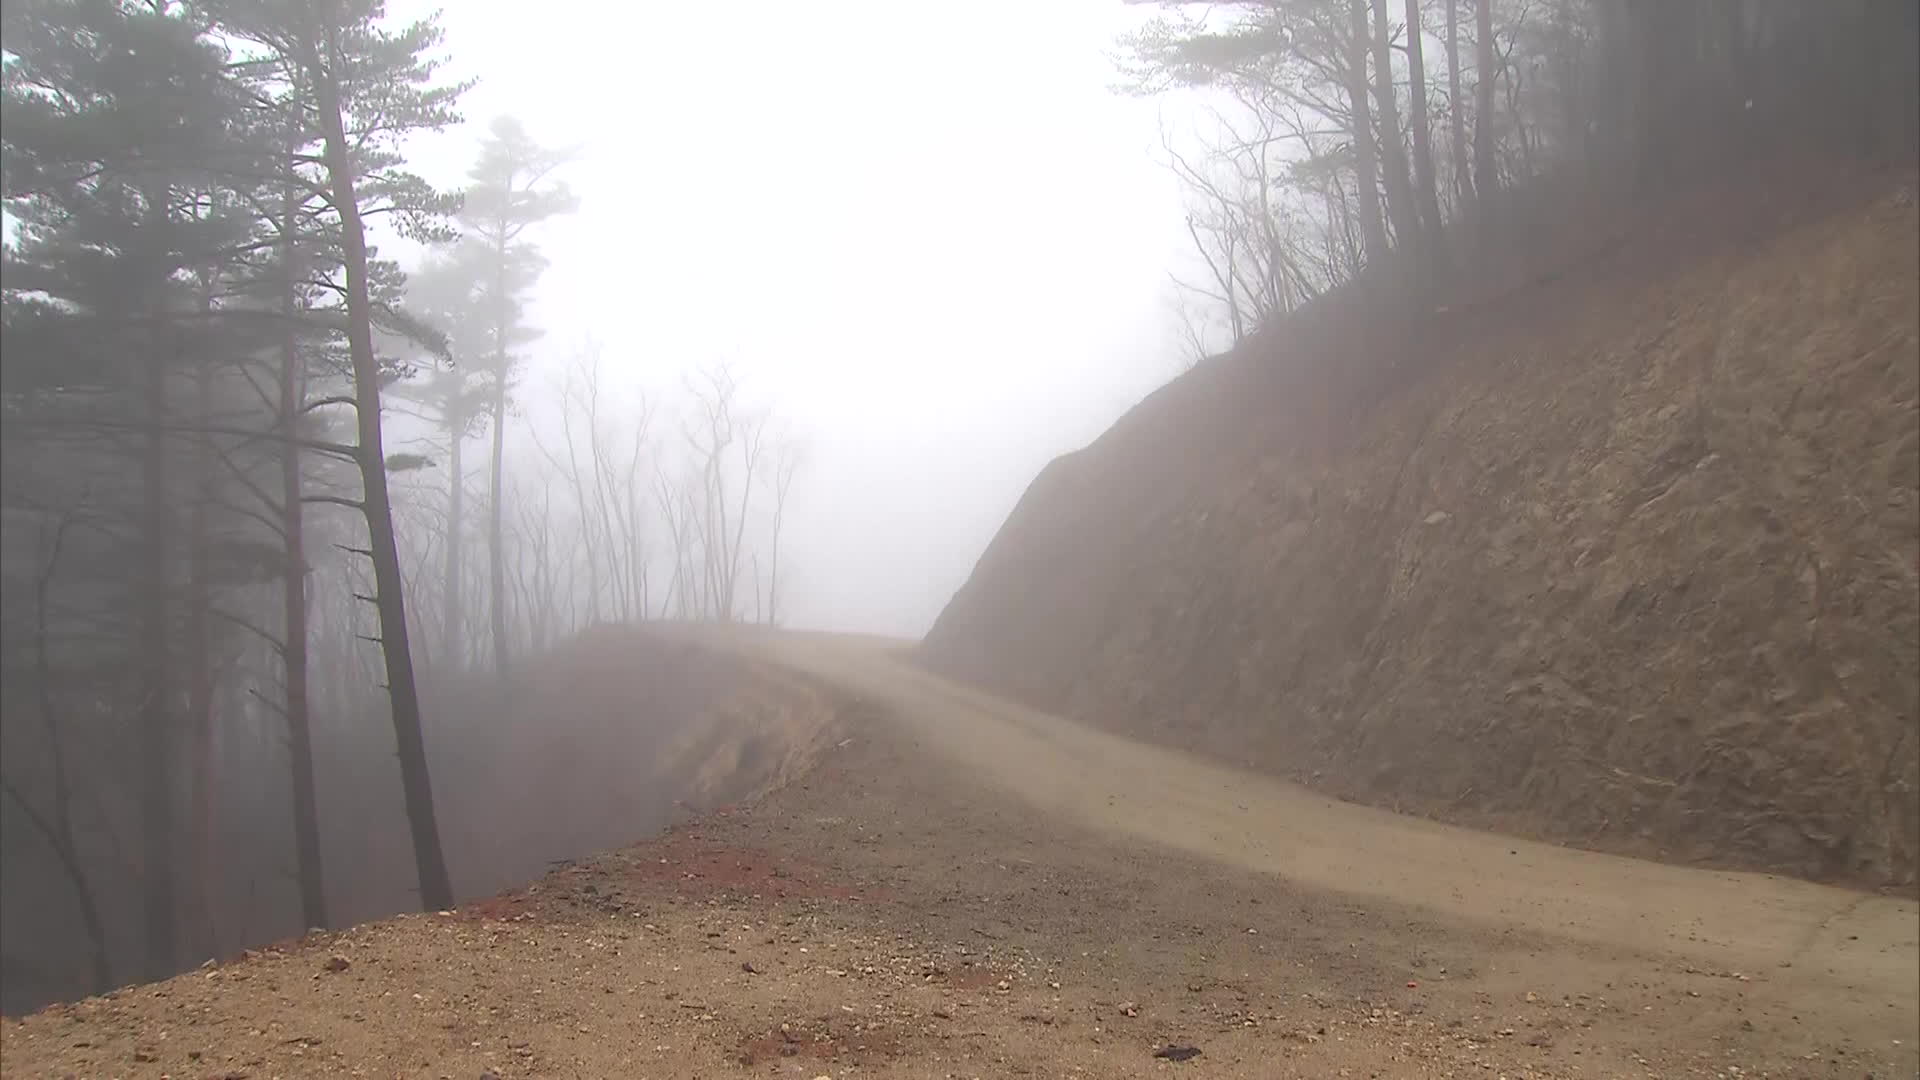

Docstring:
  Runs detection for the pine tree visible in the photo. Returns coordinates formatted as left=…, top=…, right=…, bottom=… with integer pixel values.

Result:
left=205, top=0, right=469, bottom=912
left=3, top=0, right=261, bottom=982
left=393, top=248, right=494, bottom=669
left=458, top=116, right=577, bottom=678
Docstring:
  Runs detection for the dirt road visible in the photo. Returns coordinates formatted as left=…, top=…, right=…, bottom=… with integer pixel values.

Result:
left=732, top=630, right=1919, bottom=993
left=714, top=629, right=1920, bottom=1068
left=5, top=627, right=1915, bottom=1078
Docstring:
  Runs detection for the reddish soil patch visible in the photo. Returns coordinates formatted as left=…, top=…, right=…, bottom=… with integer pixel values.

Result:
left=618, top=827, right=877, bottom=902
left=215, top=928, right=337, bottom=966
left=455, top=891, right=538, bottom=923
left=435, top=814, right=884, bottom=928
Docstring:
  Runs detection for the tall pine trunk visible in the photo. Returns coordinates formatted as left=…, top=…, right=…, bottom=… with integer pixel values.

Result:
left=1404, top=0, right=1446, bottom=268
left=32, top=501, right=112, bottom=993
left=137, top=183, right=178, bottom=983
left=186, top=345, right=218, bottom=960
left=487, top=376, right=509, bottom=676
left=1473, top=0, right=1499, bottom=215
left=139, top=292, right=177, bottom=983
left=1343, top=0, right=1389, bottom=265
left=1446, top=0, right=1474, bottom=210
left=1369, top=0, right=1420, bottom=253
left=311, top=24, right=454, bottom=913
left=442, top=407, right=464, bottom=667
left=280, top=190, right=327, bottom=931
left=487, top=232, right=511, bottom=676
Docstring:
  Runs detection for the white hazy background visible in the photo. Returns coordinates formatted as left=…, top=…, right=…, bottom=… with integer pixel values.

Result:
left=393, top=0, right=1202, bottom=637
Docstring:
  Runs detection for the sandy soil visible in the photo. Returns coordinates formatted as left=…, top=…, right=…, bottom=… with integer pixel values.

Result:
left=3, top=629, right=1915, bottom=1078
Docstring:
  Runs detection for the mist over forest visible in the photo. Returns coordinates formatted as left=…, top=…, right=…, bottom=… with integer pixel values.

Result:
left=3, top=0, right=1914, bottom=1020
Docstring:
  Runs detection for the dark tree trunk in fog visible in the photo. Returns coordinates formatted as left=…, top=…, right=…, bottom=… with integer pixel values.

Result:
left=139, top=293, right=178, bottom=983
left=187, top=348, right=218, bottom=960
left=17, top=511, right=112, bottom=994
left=1343, top=0, right=1390, bottom=264
left=487, top=377, right=509, bottom=676
left=0, top=773, right=113, bottom=995
left=1473, top=0, right=1498, bottom=216
left=1404, top=0, right=1447, bottom=266
left=1445, top=0, right=1474, bottom=210
left=488, top=225, right=511, bottom=675
left=443, top=407, right=465, bottom=667
left=485, top=203, right=515, bottom=675
left=1369, top=0, right=1420, bottom=253
left=280, top=191, right=328, bottom=931
left=310, top=26, right=454, bottom=913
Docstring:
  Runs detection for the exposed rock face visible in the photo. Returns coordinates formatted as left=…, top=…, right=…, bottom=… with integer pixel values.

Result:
left=924, top=185, right=1920, bottom=889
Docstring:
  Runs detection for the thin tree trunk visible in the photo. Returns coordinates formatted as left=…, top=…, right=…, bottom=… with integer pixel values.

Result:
left=186, top=347, right=218, bottom=961
left=724, top=427, right=762, bottom=620
left=280, top=189, right=327, bottom=931
left=766, top=524, right=781, bottom=627
left=312, top=22, right=454, bottom=913
left=1369, top=0, right=1420, bottom=253
left=1404, top=0, right=1447, bottom=267
left=582, top=376, right=630, bottom=620
left=487, top=371, right=509, bottom=674
left=1328, top=171, right=1360, bottom=279
left=553, top=403, right=604, bottom=623
left=138, top=195, right=178, bottom=980
left=766, top=459, right=793, bottom=627
left=442, top=403, right=464, bottom=667
left=29, top=513, right=112, bottom=993
left=1, top=776, right=112, bottom=994
left=624, top=433, right=648, bottom=622
left=1343, top=0, right=1390, bottom=265
left=1473, top=0, right=1499, bottom=216
left=1446, top=0, right=1474, bottom=211
left=487, top=227, right=512, bottom=675
left=139, top=378, right=176, bottom=980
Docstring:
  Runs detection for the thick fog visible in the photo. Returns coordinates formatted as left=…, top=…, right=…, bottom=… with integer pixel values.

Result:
left=389, top=0, right=1199, bottom=636
left=8, top=0, right=1914, bottom=1023
left=0, top=1, right=1215, bottom=1011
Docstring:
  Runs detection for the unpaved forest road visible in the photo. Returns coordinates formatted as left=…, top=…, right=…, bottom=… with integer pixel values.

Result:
left=703, top=629, right=1920, bottom=1071
left=6, top=628, right=1916, bottom=1079
left=732, top=630, right=1919, bottom=990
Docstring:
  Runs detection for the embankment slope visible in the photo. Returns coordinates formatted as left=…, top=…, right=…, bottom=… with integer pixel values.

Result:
left=923, top=178, right=1920, bottom=889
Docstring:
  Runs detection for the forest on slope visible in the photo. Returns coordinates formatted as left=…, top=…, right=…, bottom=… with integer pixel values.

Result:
left=5, top=0, right=1918, bottom=1025
left=0, top=1, right=805, bottom=1014
left=925, top=0, right=1920, bottom=888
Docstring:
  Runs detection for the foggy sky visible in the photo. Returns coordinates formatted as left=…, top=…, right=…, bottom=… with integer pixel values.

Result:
left=393, top=0, right=1201, bottom=637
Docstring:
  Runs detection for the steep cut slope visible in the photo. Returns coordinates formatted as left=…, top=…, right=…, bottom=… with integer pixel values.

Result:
left=923, top=178, right=1920, bottom=889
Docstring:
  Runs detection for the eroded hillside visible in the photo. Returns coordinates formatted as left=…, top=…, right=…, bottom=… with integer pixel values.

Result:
left=924, top=177, right=1920, bottom=889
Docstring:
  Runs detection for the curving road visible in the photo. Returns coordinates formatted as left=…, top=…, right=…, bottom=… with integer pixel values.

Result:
left=697, top=625, right=1920, bottom=1058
